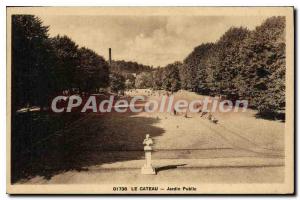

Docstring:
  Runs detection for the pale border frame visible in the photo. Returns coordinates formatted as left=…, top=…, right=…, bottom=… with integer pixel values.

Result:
left=6, top=6, right=294, bottom=194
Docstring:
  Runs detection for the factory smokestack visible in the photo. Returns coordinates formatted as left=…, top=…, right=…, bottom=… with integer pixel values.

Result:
left=109, top=48, right=112, bottom=66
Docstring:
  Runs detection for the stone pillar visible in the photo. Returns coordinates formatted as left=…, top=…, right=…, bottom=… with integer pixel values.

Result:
left=141, top=134, right=156, bottom=175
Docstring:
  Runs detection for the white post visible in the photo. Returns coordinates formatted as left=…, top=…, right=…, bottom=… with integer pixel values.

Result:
left=141, top=134, right=156, bottom=175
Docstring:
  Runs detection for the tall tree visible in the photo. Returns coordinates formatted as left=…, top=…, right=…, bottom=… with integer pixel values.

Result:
left=212, top=27, right=250, bottom=96
left=12, top=15, right=55, bottom=110
left=152, top=67, right=164, bottom=90
left=50, top=35, right=79, bottom=92
left=135, top=72, right=153, bottom=89
left=182, top=43, right=215, bottom=93
left=235, top=17, right=286, bottom=115
left=110, top=73, right=125, bottom=93
left=179, top=16, right=286, bottom=117
left=162, top=62, right=181, bottom=93
left=76, top=47, right=109, bottom=93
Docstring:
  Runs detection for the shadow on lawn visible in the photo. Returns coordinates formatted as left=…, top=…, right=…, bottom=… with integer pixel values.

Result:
left=156, top=164, right=187, bottom=174
left=11, top=110, right=164, bottom=183
left=254, top=112, right=285, bottom=122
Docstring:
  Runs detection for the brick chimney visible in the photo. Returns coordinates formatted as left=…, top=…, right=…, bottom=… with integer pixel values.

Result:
left=109, top=48, right=112, bottom=66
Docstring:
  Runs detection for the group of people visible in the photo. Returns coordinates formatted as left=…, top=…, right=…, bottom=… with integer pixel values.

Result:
left=173, top=103, right=218, bottom=124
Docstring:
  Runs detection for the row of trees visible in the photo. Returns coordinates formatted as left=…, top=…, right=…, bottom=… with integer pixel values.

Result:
left=12, top=15, right=285, bottom=116
left=131, top=16, right=285, bottom=116
left=110, top=60, right=153, bottom=75
left=110, top=60, right=153, bottom=91
left=12, top=15, right=110, bottom=111
left=180, top=16, right=285, bottom=116
left=133, top=62, right=181, bottom=93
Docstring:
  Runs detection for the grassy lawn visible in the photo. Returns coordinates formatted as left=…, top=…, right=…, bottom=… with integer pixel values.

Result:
left=13, top=89, right=285, bottom=183
left=11, top=111, right=83, bottom=182
left=126, top=89, right=284, bottom=152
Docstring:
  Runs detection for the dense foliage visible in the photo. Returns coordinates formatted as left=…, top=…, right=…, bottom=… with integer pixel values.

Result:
left=134, top=72, right=153, bottom=89
left=179, top=16, right=286, bottom=117
left=110, top=60, right=153, bottom=75
left=131, top=17, right=286, bottom=117
left=109, top=73, right=126, bottom=93
left=161, top=62, right=181, bottom=93
left=12, top=15, right=286, bottom=117
left=12, top=15, right=110, bottom=110
left=12, top=15, right=55, bottom=110
left=109, top=60, right=154, bottom=90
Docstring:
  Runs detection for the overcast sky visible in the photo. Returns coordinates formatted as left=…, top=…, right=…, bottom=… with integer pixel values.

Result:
left=39, top=15, right=268, bottom=67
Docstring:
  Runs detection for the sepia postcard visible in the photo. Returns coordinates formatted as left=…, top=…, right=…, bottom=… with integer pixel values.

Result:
left=6, top=7, right=294, bottom=194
